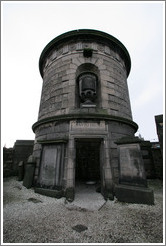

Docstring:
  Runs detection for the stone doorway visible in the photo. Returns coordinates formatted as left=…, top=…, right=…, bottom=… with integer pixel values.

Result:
left=75, top=139, right=101, bottom=184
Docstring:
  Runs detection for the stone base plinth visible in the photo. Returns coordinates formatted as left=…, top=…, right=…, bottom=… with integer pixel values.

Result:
left=115, top=184, right=154, bottom=205
left=35, top=187, right=64, bottom=199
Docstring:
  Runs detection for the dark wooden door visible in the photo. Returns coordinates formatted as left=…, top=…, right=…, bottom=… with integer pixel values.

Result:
left=76, top=140, right=100, bottom=182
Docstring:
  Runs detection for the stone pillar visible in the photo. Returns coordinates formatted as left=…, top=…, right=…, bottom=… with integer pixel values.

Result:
left=65, top=137, right=75, bottom=202
left=101, top=138, right=114, bottom=200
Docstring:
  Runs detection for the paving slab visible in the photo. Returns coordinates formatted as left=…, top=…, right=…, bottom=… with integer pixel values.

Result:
left=65, top=182, right=106, bottom=211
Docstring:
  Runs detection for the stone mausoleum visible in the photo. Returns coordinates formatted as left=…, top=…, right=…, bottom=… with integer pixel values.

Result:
left=32, top=29, right=154, bottom=204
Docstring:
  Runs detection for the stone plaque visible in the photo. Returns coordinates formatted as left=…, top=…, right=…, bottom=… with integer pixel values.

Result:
left=70, top=120, right=105, bottom=130
left=39, top=145, right=63, bottom=187
left=118, top=143, right=146, bottom=186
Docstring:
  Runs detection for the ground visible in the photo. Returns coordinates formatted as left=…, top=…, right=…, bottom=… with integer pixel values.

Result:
left=3, top=177, right=163, bottom=244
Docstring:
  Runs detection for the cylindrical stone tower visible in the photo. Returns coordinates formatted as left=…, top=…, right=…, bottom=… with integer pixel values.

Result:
left=32, top=29, right=138, bottom=201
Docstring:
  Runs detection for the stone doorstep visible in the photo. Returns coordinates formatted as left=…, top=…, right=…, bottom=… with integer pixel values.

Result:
left=114, top=184, right=154, bottom=205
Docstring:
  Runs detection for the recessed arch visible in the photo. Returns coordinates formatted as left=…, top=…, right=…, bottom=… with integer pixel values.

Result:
left=75, top=63, right=101, bottom=108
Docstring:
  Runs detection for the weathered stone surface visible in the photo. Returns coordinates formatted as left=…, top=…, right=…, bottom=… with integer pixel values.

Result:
left=32, top=30, right=145, bottom=203
left=18, top=161, right=24, bottom=181
left=37, top=38, right=132, bottom=121
left=23, top=155, right=36, bottom=189
left=35, top=187, right=64, bottom=199
left=65, top=187, right=75, bottom=202
left=13, top=140, right=34, bottom=174
left=115, top=184, right=154, bottom=205
left=3, top=147, right=14, bottom=177
left=23, top=163, right=35, bottom=189
left=117, top=143, right=147, bottom=186
left=115, top=136, right=155, bottom=204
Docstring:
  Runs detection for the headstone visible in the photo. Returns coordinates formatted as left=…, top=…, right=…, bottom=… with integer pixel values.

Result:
left=118, top=142, right=147, bottom=186
left=23, top=155, right=36, bottom=189
left=115, top=137, right=154, bottom=205
left=18, top=161, right=24, bottom=181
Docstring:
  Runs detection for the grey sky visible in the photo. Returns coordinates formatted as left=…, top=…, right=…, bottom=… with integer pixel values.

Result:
left=2, top=1, right=164, bottom=147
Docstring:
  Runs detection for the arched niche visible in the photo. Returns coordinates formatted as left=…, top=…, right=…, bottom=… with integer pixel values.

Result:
left=76, top=63, right=101, bottom=108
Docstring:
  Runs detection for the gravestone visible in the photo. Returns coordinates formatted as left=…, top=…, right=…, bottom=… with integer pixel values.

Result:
left=18, top=161, right=24, bottom=181
left=115, top=137, right=154, bottom=204
left=23, top=155, right=36, bottom=189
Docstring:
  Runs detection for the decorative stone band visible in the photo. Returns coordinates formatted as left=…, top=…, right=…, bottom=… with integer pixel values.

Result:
left=32, top=113, right=138, bottom=133
left=39, top=29, right=131, bottom=78
left=37, top=139, right=68, bottom=144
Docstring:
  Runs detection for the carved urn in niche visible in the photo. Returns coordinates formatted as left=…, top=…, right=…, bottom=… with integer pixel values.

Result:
left=78, top=73, right=97, bottom=107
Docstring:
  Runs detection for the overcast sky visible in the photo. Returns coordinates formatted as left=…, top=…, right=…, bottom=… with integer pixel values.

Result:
left=2, top=1, right=164, bottom=148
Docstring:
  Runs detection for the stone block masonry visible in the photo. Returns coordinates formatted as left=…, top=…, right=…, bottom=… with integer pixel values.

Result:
left=31, top=29, right=153, bottom=204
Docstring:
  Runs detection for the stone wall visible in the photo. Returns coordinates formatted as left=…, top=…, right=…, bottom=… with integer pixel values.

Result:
left=13, top=140, right=34, bottom=174
left=155, top=115, right=163, bottom=156
left=33, top=121, right=69, bottom=184
left=3, top=140, right=34, bottom=177
left=38, top=39, right=132, bottom=121
left=151, top=142, right=163, bottom=179
left=108, top=121, right=136, bottom=183
left=3, top=147, right=14, bottom=177
left=33, top=119, right=137, bottom=188
left=140, top=141, right=156, bottom=179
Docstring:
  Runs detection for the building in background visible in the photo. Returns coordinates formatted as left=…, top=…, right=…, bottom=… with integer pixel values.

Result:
left=155, top=115, right=163, bottom=156
left=3, top=140, right=34, bottom=177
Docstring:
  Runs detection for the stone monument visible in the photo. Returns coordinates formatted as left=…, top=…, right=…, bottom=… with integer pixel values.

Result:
left=32, top=29, right=154, bottom=204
